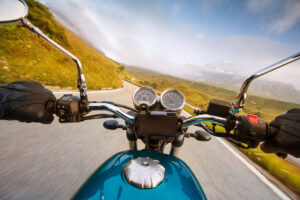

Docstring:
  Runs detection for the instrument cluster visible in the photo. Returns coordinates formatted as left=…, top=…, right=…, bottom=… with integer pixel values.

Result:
left=133, top=87, right=186, bottom=111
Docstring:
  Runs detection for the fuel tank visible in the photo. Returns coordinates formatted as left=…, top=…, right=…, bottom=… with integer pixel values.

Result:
left=72, top=150, right=206, bottom=200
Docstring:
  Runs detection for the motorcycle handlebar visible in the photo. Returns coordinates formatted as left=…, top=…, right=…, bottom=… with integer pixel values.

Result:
left=88, top=102, right=230, bottom=127
left=182, top=114, right=228, bottom=128
left=88, top=102, right=135, bottom=124
left=48, top=96, right=229, bottom=126
left=88, top=102, right=279, bottom=146
left=48, top=96, right=278, bottom=145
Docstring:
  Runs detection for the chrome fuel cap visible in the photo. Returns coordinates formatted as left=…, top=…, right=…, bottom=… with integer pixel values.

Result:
left=124, top=157, right=165, bottom=189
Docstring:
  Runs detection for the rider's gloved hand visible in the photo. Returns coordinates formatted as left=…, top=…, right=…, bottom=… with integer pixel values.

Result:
left=261, top=109, right=300, bottom=158
left=0, top=81, right=56, bottom=124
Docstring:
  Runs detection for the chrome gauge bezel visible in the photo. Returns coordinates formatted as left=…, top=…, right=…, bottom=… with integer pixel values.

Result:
left=133, top=87, right=158, bottom=108
left=160, top=89, right=186, bottom=111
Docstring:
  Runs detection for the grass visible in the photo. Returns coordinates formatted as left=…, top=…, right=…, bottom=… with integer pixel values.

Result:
left=126, top=66, right=299, bottom=122
left=127, top=65, right=300, bottom=194
left=241, top=147, right=300, bottom=193
left=1, top=0, right=299, bottom=194
left=0, top=0, right=132, bottom=89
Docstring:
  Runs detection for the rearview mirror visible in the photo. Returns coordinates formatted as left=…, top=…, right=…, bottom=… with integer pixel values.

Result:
left=0, top=0, right=88, bottom=103
left=0, top=0, right=28, bottom=25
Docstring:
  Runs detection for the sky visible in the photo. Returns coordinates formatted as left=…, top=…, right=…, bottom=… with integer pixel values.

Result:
left=39, top=0, right=300, bottom=89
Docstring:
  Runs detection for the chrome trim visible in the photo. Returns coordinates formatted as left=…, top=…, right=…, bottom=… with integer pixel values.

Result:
left=232, top=51, right=300, bottom=109
left=0, top=0, right=28, bottom=25
left=160, top=89, right=186, bottom=111
left=128, top=141, right=137, bottom=150
left=21, top=18, right=88, bottom=101
left=170, top=134, right=184, bottom=156
left=124, top=157, right=165, bottom=189
left=127, top=125, right=137, bottom=150
left=88, top=102, right=135, bottom=124
left=19, top=0, right=28, bottom=18
left=132, top=87, right=157, bottom=108
left=182, top=114, right=227, bottom=128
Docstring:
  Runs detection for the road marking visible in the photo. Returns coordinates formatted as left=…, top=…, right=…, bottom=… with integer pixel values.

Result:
left=54, top=84, right=290, bottom=199
left=216, top=138, right=290, bottom=200
left=183, top=104, right=290, bottom=200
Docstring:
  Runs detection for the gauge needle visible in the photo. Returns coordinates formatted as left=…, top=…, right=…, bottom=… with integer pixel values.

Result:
left=167, top=94, right=173, bottom=103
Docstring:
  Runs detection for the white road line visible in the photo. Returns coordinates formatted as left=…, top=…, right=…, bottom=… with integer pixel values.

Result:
left=54, top=84, right=290, bottom=199
left=216, top=138, right=290, bottom=200
left=183, top=104, right=290, bottom=200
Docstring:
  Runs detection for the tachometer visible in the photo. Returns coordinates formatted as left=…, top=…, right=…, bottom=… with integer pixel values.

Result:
left=133, top=87, right=157, bottom=108
left=161, top=89, right=185, bottom=111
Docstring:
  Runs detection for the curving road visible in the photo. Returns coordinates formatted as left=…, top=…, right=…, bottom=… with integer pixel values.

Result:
left=0, top=81, right=292, bottom=200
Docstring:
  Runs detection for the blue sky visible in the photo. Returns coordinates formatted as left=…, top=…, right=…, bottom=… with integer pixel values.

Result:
left=40, top=0, right=300, bottom=89
left=170, top=0, right=300, bottom=44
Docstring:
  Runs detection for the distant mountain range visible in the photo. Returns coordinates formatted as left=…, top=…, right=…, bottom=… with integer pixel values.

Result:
left=183, top=69, right=300, bottom=104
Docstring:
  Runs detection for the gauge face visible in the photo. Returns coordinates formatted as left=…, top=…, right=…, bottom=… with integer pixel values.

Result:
left=133, top=87, right=157, bottom=108
left=161, top=89, right=185, bottom=111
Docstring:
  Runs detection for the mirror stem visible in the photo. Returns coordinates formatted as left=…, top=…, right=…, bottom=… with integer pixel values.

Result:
left=232, top=51, right=300, bottom=112
left=20, top=18, right=88, bottom=104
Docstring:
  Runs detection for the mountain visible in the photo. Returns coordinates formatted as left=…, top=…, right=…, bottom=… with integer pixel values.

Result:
left=182, top=66, right=300, bottom=104
left=126, top=66, right=300, bottom=122
left=0, top=0, right=131, bottom=89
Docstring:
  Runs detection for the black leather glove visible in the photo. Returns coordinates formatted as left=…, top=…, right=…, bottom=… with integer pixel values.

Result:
left=0, top=81, right=56, bottom=124
left=261, top=109, right=300, bottom=158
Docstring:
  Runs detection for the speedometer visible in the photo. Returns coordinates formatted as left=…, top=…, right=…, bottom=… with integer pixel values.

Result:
left=161, top=89, right=185, bottom=111
left=133, top=87, right=157, bottom=108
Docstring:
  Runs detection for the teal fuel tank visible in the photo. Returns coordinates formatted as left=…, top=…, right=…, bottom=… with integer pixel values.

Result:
left=72, top=150, right=207, bottom=200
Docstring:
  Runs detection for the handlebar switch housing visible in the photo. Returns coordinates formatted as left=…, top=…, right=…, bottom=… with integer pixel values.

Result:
left=235, top=115, right=268, bottom=147
left=55, top=94, right=81, bottom=122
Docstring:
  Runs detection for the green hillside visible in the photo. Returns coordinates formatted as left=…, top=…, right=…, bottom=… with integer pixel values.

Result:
left=0, top=0, right=131, bottom=89
left=126, top=66, right=300, bottom=194
left=126, top=66, right=299, bottom=122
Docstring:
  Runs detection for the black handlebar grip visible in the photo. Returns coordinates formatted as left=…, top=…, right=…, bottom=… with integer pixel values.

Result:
left=237, top=115, right=268, bottom=142
left=267, top=126, right=278, bottom=139
left=46, top=101, right=56, bottom=114
left=236, top=115, right=280, bottom=146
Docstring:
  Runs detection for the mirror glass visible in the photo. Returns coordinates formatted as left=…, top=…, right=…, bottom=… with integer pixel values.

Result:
left=0, top=0, right=28, bottom=24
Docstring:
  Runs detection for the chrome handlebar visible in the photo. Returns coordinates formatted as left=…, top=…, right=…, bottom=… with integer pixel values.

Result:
left=182, top=114, right=227, bottom=128
left=88, top=102, right=228, bottom=128
left=232, top=51, right=300, bottom=110
left=88, top=102, right=135, bottom=124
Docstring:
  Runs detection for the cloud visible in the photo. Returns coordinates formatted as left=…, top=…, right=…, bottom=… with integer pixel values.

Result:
left=195, top=33, right=205, bottom=41
left=270, top=1, right=300, bottom=33
left=39, top=0, right=300, bottom=89
left=246, top=0, right=300, bottom=33
left=246, top=0, right=275, bottom=12
left=198, top=0, right=226, bottom=11
left=172, top=3, right=182, bottom=15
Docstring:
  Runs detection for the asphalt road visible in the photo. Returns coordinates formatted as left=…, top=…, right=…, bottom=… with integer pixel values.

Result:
left=0, top=81, right=290, bottom=200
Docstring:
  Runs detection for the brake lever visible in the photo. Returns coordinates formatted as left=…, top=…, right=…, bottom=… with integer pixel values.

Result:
left=103, top=120, right=127, bottom=130
left=194, top=122, right=231, bottom=138
left=185, top=130, right=211, bottom=141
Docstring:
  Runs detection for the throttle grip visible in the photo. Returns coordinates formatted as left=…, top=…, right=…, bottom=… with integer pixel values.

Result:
left=235, top=114, right=278, bottom=147
left=268, top=126, right=279, bottom=139
left=236, top=115, right=267, bottom=141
